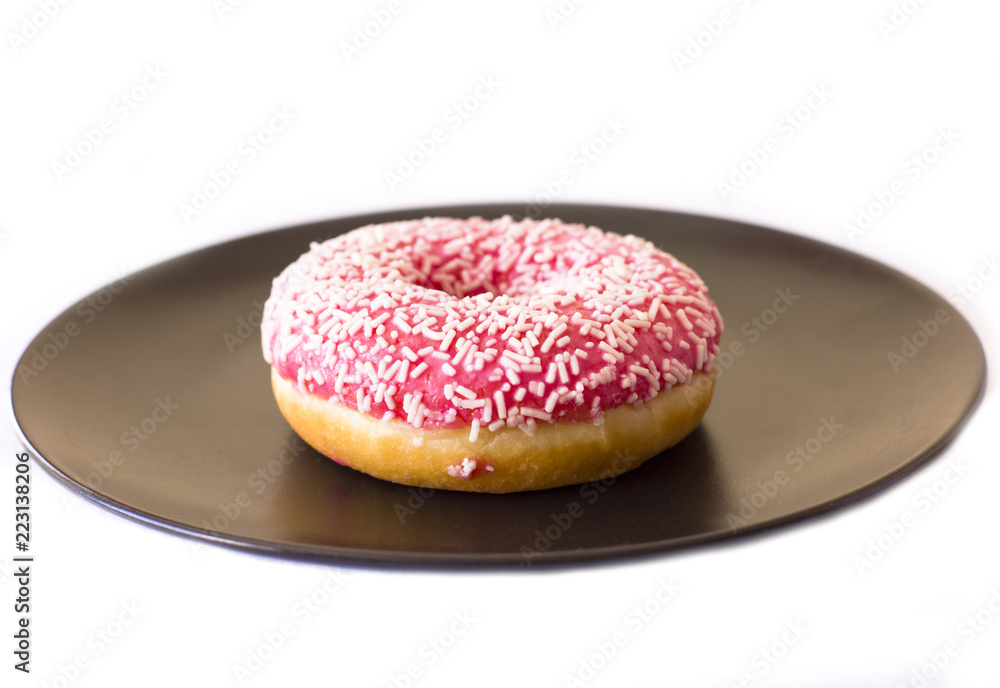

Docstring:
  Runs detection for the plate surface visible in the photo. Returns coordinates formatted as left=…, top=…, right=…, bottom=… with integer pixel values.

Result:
left=10, top=204, right=986, bottom=567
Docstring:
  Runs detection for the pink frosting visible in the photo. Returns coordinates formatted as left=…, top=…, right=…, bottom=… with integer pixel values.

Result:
left=262, top=216, right=722, bottom=436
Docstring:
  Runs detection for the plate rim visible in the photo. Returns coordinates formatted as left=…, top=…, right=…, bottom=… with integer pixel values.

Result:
left=9, top=202, right=989, bottom=569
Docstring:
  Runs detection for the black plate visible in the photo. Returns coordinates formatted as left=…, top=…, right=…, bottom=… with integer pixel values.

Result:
left=10, top=204, right=986, bottom=568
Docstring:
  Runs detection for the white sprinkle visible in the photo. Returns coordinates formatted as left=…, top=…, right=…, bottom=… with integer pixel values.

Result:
left=557, top=359, right=569, bottom=384
left=501, top=350, right=532, bottom=365
left=494, top=390, right=507, bottom=419
left=413, top=317, right=436, bottom=334
left=624, top=318, right=651, bottom=329
left=451, top=339, right=474, bottom=367
left=410, top=362, right=429, bottom=378
left=544, top=391, right=559, bottom=413
left=347, top=318, right=365, bottom=337
left=545, top=362, right=558, bottom=384
left=521, top=407, right=552, bottom=422
left=629, top=364, right=656, bottom=383
left=393, top=315, right=412, bottom=333
left=469, top=419, right=480, bottom=442
left=599, top=341, right=624, bottom=361
left=455, top=385, right=476, bottom=400
left=647, top=297, right=661, bottom=322
left=440, top=328, right=457, bottom=352
left=603, top=324, right=618, bottom=347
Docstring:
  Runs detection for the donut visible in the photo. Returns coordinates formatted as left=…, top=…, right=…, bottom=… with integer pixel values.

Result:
left=261, top=216, right=723, bottom=493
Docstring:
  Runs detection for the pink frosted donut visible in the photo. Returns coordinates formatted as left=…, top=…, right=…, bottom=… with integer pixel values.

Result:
left=262, top=216, right=723, bottom=493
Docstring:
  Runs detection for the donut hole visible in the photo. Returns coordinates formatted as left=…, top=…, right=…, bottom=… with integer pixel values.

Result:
left=414, top=241, right=595, bottom=302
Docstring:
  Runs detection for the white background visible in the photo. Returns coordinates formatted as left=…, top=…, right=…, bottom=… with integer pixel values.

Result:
left=2, top=0, right=999, bottom=686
